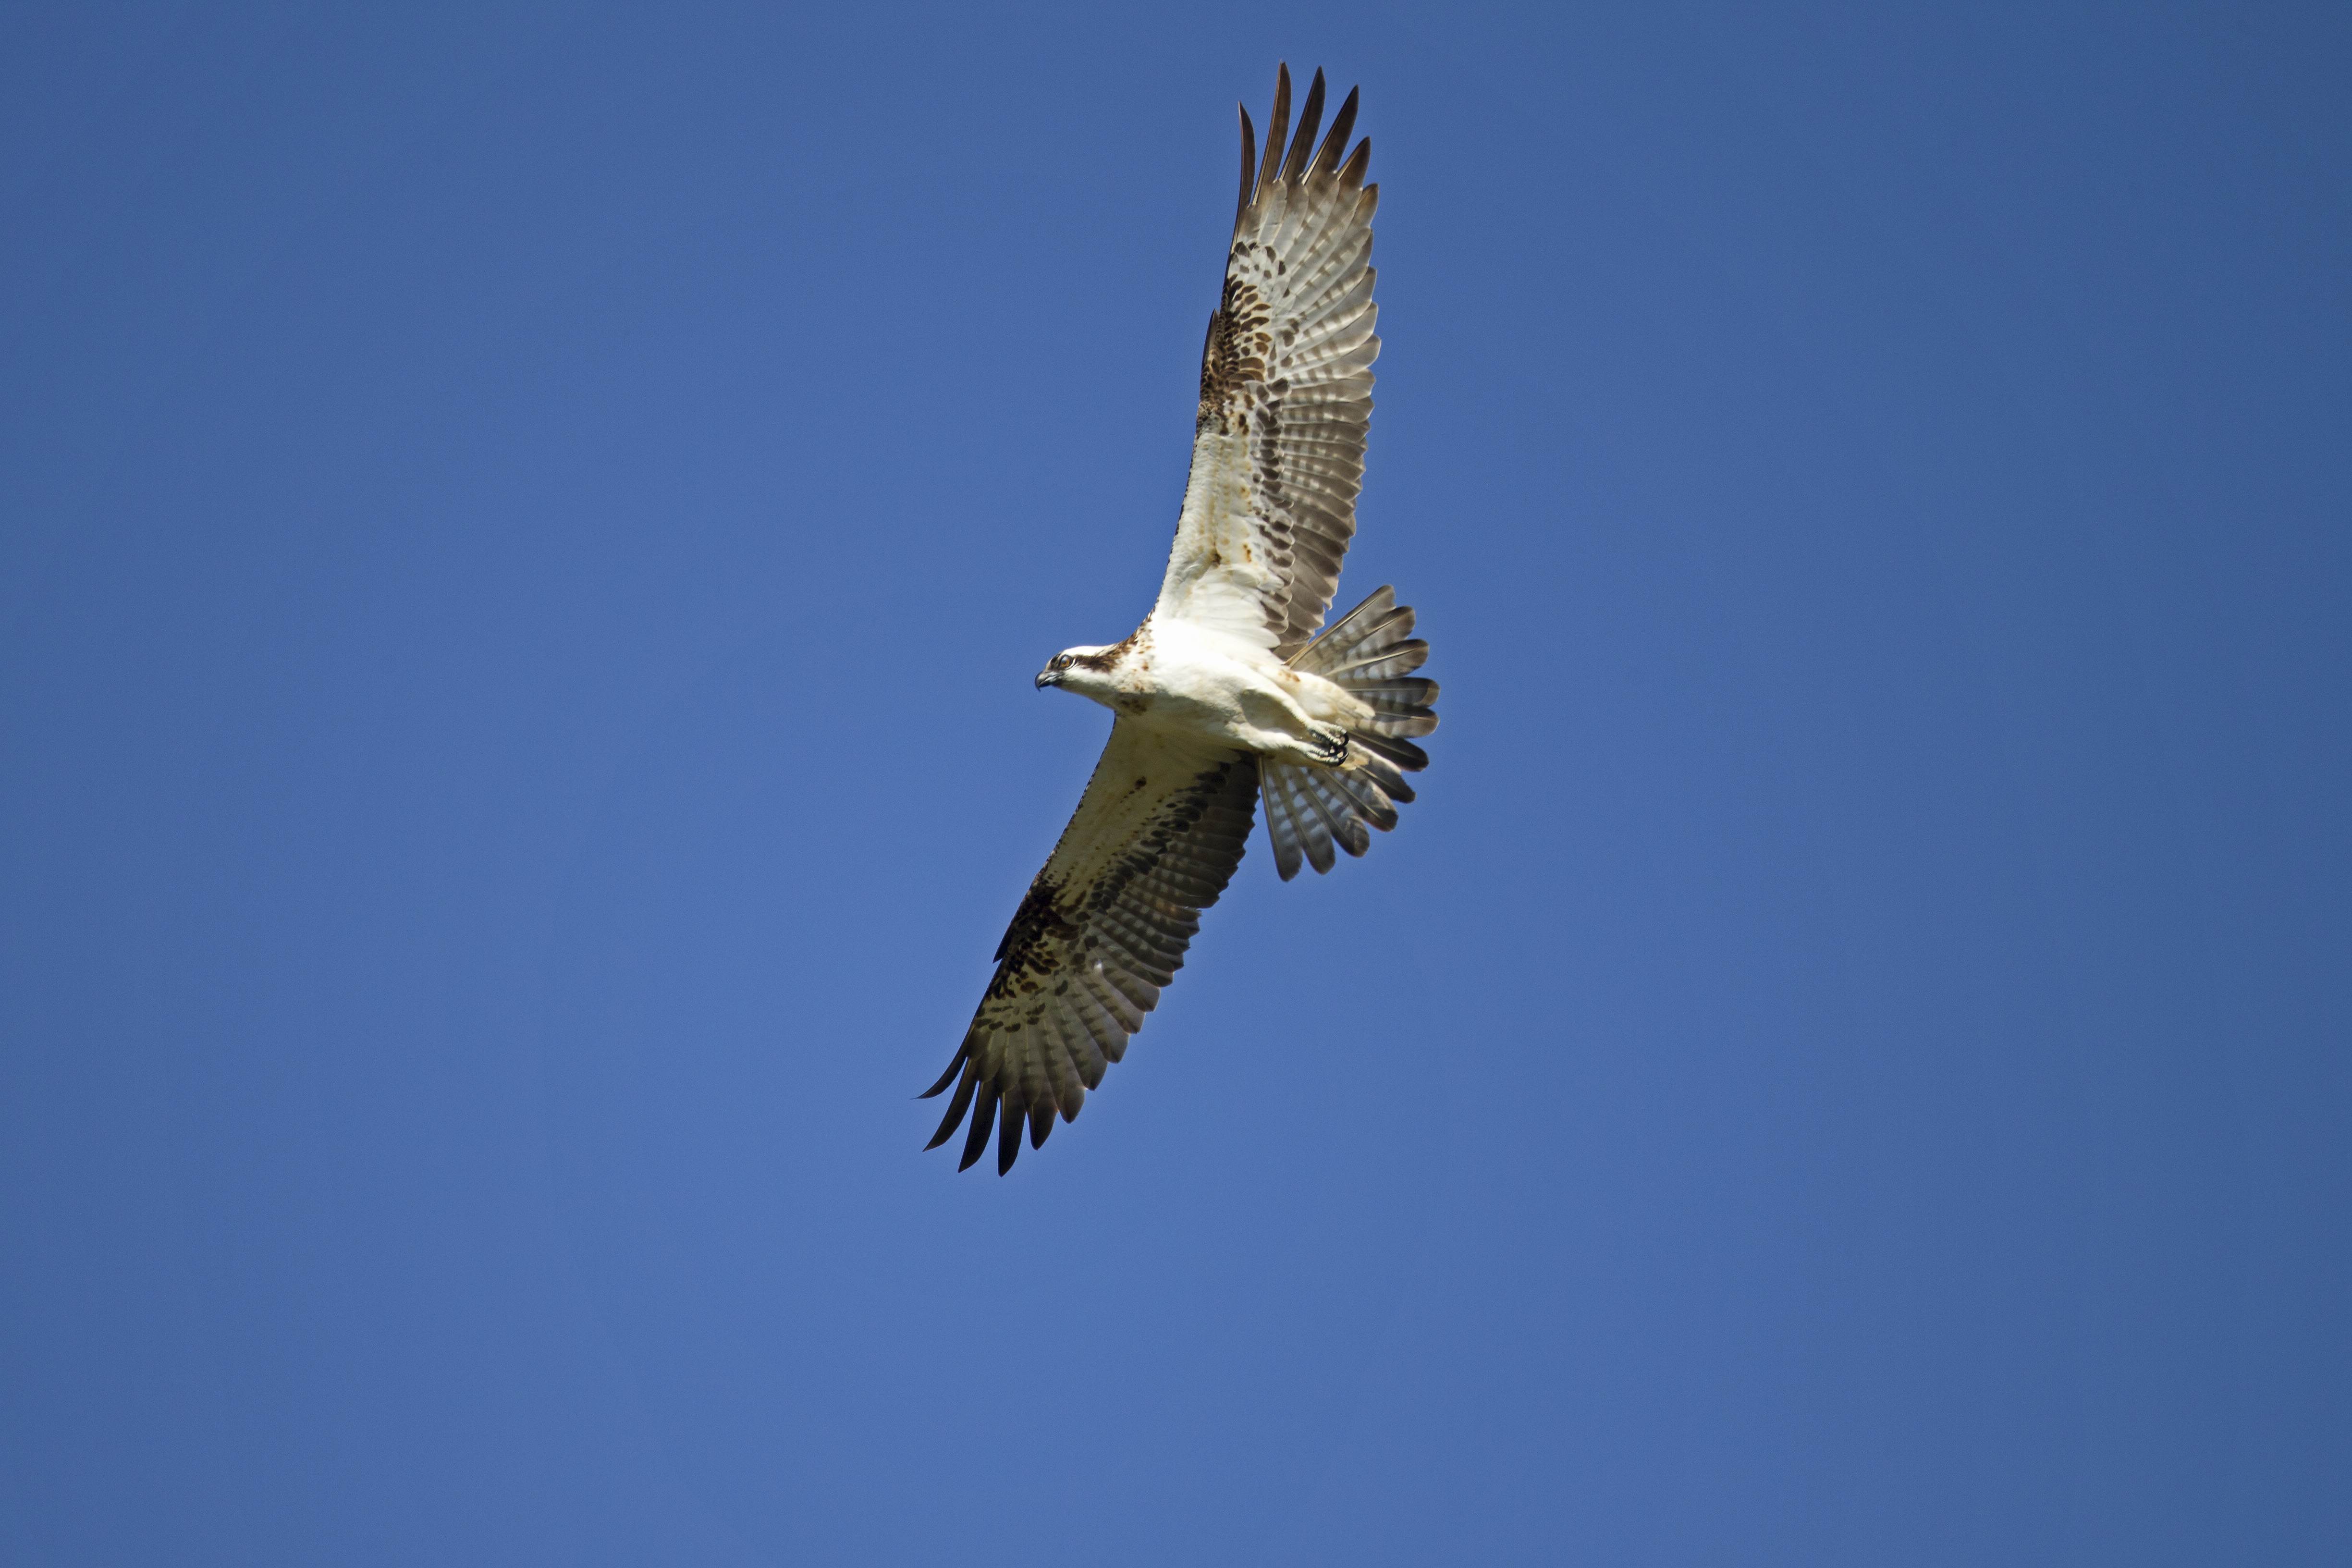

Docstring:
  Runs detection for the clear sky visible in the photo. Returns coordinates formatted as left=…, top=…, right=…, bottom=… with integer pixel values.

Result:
left=3, top=3, right=2345, bottom=1563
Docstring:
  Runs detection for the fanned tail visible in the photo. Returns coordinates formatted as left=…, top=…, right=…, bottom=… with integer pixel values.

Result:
left=1262, top=586, right=1437, bottom=880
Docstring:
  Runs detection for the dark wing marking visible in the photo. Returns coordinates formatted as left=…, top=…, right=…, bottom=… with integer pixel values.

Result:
left=1155, top=64, right=1380, bottom=656
left=920, top=723, right=1259, bottom=1174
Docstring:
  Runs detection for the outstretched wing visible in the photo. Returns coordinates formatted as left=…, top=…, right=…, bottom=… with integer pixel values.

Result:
left=1155, top=65, right=1380, bottom=658
left=921, top=723, right=1259, bottom=1174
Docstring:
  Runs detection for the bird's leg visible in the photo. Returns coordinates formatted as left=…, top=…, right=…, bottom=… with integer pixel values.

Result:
left=1234, top=683, right=1350, bottom=766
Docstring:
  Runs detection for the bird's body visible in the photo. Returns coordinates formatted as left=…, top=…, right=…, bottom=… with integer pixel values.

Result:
left=923, top=66, right=1438, bottom=1173
left=1044, top=617, right=1365, bottom=768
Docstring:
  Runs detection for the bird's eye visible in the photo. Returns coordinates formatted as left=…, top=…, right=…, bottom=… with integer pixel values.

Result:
left=1053, top=654, right=1073, bottom=670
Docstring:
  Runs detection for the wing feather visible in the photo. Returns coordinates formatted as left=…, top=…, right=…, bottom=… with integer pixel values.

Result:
left=922, top=722, right=1258, bottom=1173
left=1155, top=66, right=1382, bottom=656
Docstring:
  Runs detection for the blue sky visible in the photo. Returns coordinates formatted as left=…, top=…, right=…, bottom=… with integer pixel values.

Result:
left=3, top=2, right=2346, bottom=1563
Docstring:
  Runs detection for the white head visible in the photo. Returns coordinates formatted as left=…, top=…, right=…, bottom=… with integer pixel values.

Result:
left=1035, top=644, right=1121, bottom=702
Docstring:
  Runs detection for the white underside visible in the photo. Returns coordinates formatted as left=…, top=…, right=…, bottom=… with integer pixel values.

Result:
left=1084, top=614, right=1368, bottom=767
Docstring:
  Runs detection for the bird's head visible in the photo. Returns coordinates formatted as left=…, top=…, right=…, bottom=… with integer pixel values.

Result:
left=1036, top=645, right=1117, bottom=698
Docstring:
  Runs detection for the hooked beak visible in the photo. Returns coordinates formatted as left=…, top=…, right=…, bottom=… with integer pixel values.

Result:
left=1034, top=669, right=1060, bottom=689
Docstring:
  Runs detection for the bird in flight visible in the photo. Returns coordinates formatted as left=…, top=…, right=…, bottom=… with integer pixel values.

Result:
left=921, top=65, right=1438, bottom=1173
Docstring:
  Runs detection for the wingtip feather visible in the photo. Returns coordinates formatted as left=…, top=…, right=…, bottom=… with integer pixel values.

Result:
left=1282, top=69, right=1326, bottom=184
left=958, top=1081, right=998, bottom=1171
left=1235, top=105, right=1257, bottom=233
left=917, top=1040, right=968, bottom=1099
left=1313, top=86, right=1360, bottom=175
left=1257, top=64, right=1292, bottom=203
left=996, top=1102, right=1023, bottom=1175
left=923, top=1059, right=980, bottom=1149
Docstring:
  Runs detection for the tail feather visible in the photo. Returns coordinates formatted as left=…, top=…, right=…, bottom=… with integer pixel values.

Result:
left=1347, top=678, right=1440, bottom=735
left=1290, top=588, right=1421, bottom=674
left=1302, top=768, right=1374, bottom=857
left=1348, top=745, right=1416, bottom=806
left=1264, top=586, right=1437, bottom=881
left=1265, top=767, right=1337, bottom=876
left=1326, top=763, right=1397, bottom=832
left=1352, top=729, right=1428, bottom=774
left=1320, top=647, right=1429, bottom=684
left=1263, top=774, right=1311, bottom=878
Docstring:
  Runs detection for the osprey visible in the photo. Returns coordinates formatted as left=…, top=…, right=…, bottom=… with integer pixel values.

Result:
left=922, top=66, right=1438, bottom=1173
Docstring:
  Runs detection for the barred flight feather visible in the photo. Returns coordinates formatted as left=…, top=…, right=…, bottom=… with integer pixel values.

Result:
left=1253, top=584, right=1440, bottom=882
